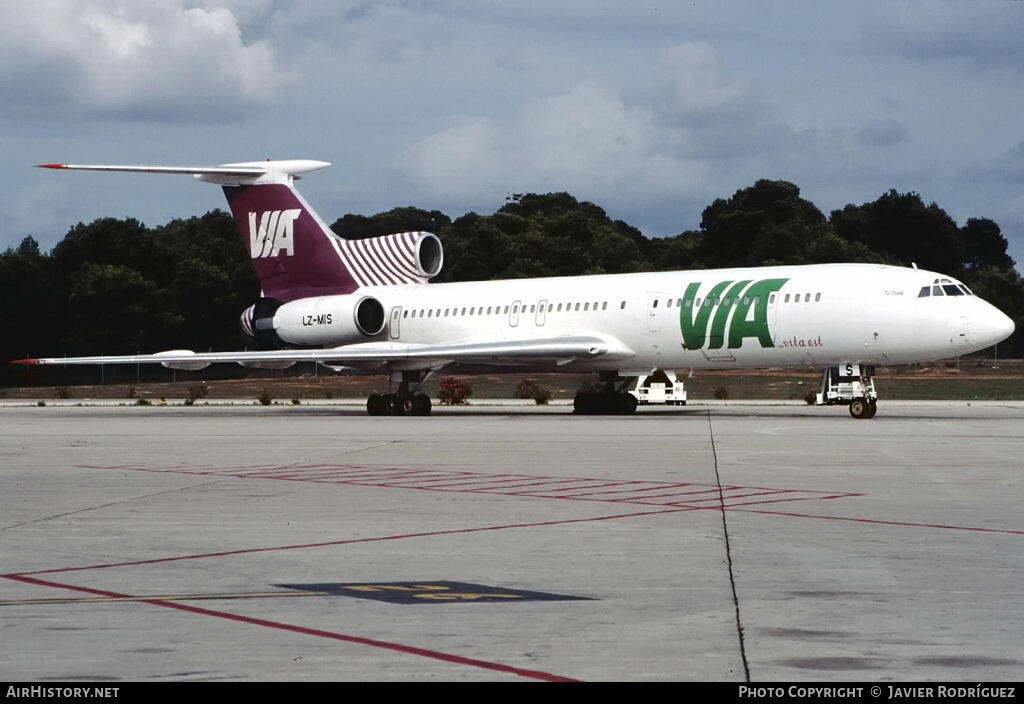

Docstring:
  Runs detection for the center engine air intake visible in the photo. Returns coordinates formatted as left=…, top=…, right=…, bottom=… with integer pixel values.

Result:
left=336, top=231, right=443, bottom=287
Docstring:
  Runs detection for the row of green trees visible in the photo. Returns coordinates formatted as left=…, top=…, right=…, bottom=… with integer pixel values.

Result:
left=3, top=179, right=1021, bottom=387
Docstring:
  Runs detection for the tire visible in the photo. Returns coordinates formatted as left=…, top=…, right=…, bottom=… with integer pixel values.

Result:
left=412, top=393, right=432, bottom=416
left=367, top=393, right=385, bottom=416
left=401, top=395, right=415, bottom=415
left=849, top=398, right=871, bottom=419
left=618, top=393, right=638, bottom=415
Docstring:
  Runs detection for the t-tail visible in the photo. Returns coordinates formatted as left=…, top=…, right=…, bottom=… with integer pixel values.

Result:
left=37, top=161, right=442, bottom=302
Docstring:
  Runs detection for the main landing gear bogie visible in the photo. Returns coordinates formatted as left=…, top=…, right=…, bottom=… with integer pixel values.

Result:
left=572, top=390, right=638, bottom=415
left=573, top=372, right=639, bottom=415
left=367, top=392, right=432, bottom=416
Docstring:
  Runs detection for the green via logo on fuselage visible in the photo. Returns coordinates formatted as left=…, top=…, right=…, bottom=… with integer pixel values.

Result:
left=679, top=278, right=789, bottom=349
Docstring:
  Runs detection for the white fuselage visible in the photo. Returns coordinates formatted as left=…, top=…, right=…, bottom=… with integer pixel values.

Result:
left=285, top=263, right=1013, bottom=375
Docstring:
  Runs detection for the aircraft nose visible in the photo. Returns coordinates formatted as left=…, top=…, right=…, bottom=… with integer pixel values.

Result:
left=971, top=300, right=1015, bottom=347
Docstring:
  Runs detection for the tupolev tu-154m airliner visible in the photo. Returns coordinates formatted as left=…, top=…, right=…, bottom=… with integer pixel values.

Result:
left=15, top=160, right=1015, bottom=418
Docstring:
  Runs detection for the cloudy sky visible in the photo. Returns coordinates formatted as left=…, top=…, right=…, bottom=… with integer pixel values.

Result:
left=3, top=1, right=1024, bottom=267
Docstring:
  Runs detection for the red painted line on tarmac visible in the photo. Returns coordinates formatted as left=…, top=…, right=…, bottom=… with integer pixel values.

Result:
left=2, top=574, right=578, bottom=682
left=511, top=481, right=633, bottom=494
left=569, top=483, right=705, bottom=498
left=670, top=489, right=797, bottom=505
left=380, top=475, right=537, bottom=488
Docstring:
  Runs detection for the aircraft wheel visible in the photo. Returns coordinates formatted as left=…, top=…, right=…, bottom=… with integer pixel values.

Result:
left=573, top=391, right=599, bottom=414
left=617, top=393, right=638, bottom=415
left=849, top=398, right=872, bottom=419
left=367, top=393, right=385, bottom=416
left=412, top=393, right=432, bottom=416
left=865, top=399, right=878, bottom=419
left=382, top=394, right=399, bottom=416
left=400, top=395, right=415, bottom=415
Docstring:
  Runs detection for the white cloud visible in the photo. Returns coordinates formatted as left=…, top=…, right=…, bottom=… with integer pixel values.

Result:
left=398, top=42, right=772, bottom=211
left=647, top=43, right=759, bottom=129
left=520, top=83, right=658, bottom=181
left=0, top=1, right=292, bottom=121
left=401, top=119, right=505, bottom=198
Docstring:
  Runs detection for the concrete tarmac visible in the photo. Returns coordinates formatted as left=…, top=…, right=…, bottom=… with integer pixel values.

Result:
left=1, top=401, right=1022, bottom=682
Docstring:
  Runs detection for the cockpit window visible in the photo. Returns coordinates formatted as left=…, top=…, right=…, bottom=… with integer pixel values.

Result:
left=920, top=278, right=973, bottom=298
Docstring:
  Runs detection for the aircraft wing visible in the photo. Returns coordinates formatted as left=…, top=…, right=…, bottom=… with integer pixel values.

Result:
left=13, top=335, right=634, bottom=371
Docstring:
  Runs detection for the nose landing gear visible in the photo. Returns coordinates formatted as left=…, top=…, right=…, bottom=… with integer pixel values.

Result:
left=847, top=396, right=878, bottom=419
left=816, top=365, right=879, bottom=419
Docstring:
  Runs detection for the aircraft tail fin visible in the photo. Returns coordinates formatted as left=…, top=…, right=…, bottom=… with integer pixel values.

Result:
left=38, top=161, right=442, bottom=302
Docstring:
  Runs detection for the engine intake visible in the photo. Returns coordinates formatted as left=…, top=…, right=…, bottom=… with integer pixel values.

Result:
left=415, top=233, right=443, bottom=278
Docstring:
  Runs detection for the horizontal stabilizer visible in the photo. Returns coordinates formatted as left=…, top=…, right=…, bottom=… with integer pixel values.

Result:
left=37, top=160, right=330, bottom=186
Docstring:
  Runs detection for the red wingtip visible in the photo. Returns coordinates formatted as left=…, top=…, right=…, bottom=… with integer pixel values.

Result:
left=36, top=163, right=67, bottom=169
left=10, top=359, right=38, bottom=365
